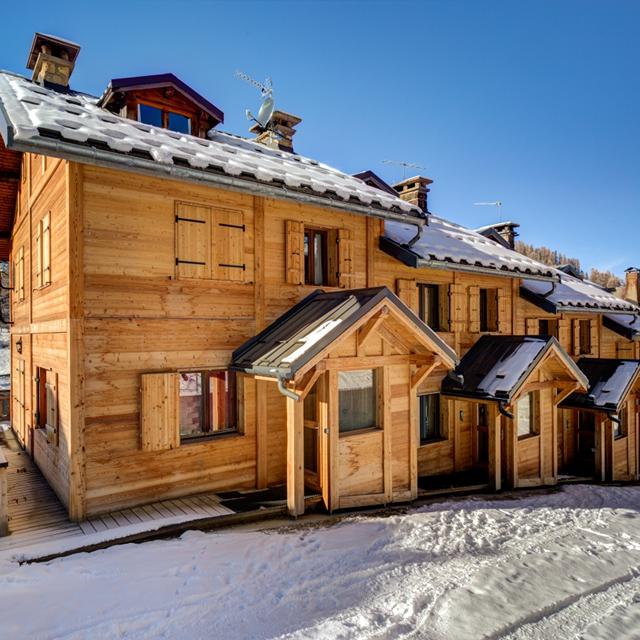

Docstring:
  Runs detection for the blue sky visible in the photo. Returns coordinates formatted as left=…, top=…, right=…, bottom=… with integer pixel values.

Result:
left=2, top=0, right=638, bottom=274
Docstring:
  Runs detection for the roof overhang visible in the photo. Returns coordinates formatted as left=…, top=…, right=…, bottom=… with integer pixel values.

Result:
left=380, top=236, right=558, bottom=282
left=603, top=314, right=640, bottom=341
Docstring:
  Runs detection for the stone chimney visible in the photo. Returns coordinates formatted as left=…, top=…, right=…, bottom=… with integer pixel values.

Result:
left=623, top=267, right=640, bottom=303
left=26, top=33, right=81, bottom=90
left=250, top=110, right=301, bottom=153
left=393, top=176, right=433, bottom=214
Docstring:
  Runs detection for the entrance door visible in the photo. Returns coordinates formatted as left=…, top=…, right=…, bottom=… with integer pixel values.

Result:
left=303, top=382, right=321, bottom=493
left=576, top=410, right=596, bottom=476
left=475, top=404, right=490, bottom=467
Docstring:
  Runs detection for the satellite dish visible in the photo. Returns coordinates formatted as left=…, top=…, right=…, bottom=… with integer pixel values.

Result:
left=235, top=70, right=275, bottom=129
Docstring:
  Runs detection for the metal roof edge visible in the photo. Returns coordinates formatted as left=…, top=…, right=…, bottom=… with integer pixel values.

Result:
left=519, top=285, right=558, bottom=313
left=603, top=314, right=640, bottom=340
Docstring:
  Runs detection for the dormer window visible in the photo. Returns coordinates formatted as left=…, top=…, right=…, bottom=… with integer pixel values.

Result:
left=138, top=103, right=191, bottom=134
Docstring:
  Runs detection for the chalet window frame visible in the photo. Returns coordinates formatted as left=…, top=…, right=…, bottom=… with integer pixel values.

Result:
left=539, top=318, right=559, bottom=339
left=138, top=102, right=192, bottom=135
left=304, top=227, right=329, bottom=286
left=178, top=369, right=240, bottom=443
left=338, top=368, right=381, bottom=435
left=35, top=366, right=58, bottom=446
left=479, top=287, right=499, bottom=333
left=614, top=407, right=628, bottom=439
left=34, top=211, right=52, bottom=290
left=579, top=319, right=592, bottom=355
left=419, top=393, right=445, bottom=444
left=516, top=391, right=540, bottom=440
left=417, top=283, right=450, bottom=332
left=14, top=246, right=25, bottom=302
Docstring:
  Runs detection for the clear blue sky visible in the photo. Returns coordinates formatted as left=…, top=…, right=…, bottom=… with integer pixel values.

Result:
left=2, top=0, right=638, bottom=275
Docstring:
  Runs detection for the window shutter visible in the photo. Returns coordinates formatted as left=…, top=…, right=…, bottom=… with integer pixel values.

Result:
left=526, top=318, right=539, bottom=335
left=212, top=209, right=245, bottom=281
left=497, top=287, right=512, bottom=334
left=285, top=220, right=304, bottom=285
left=590, top=318, right=599, bottom=356
left=34, top=222, right=42, bottom=289
left=140, top=372, right=180, bottom=451
left=468, top=285, right=480, bottom=333
left=45, top=372, right=58, bottom=445
left=42, top=212, right=51, bottom=286
left=439, top=285, right=451, bottom=331
left=175, top=202, right=212, bottom=279
left=15, top=247, right=24, bottom=301
left=571, top=319, right=581, bottom=356
left=336, top=228, right=354, bottom=288
left=617, top=341, right=634, bottom=359
left=558, top=318, right=570, bottom=350
left=450, top=283, right=467, bottom=333
left=396, top=278, right=417, bottom=312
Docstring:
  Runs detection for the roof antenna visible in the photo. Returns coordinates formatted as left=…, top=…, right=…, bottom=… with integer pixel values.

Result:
left=235, top=70, right=275, bottom=130
left=474, top=201, right=503, bottom=222
left=382, top=159, right=426, bottom=181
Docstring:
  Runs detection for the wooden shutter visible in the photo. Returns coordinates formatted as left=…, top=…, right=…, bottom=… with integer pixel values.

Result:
left=336, top=228, right=354, bottom=288
left=497, top=287, right=512, bottom=334
left=571, top=319, right=581, bottom=356
left=450, top=283, right=467, bottom=333
left=175, top=202, right=212, bottom=279
left=41, top=212, right=51, bottom=286
left=558, top=318, right=570, bottom=351
left=34, top=221, right=42, bottom=289
left=212, top=208, right=245, bottom=281
left=15, top=247, right=24, bottom=301
left=590, top=318, right=599, bottom=356
left=526, top=318, right=539, bottom=335
left=468, top=285, right=480, bottom=333
left=285, top=220, right=304, bottom=285
left=396, top=278, right=417, bottom=312
left=140, top=372, right=180, bottom=451
left=14, top=359, right=25, bottom=435
left=45, top=371, right=58, bottom=445
left=439, top=284, right=451, bottom=331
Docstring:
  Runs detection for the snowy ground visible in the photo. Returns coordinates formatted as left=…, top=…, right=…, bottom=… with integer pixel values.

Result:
left=1, top=484, right=640, bottom=639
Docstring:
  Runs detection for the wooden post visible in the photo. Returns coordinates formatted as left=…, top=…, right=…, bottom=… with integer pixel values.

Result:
left=595, top=417, right=607, bottom=482
left=551, top=391, right=558, bottom=483
left=488, top=403, right=501, bottom=491
left=382, top=366, right=392, bottom=503
left=286, top=395, right=305, bottom=517
left=408, top=365, right=418, bottom=499
left=328, top=370, right=339, bottom=511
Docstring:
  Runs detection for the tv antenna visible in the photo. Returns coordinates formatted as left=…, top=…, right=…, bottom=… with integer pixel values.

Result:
left=473, top=201, right=503, bottom=221
left=382, top=159, right=426, bottom=181
left=235, top=70, right=275, bottom=130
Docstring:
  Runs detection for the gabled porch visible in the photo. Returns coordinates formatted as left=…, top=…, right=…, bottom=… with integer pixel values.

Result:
left=232, top=286, right=458, bottom=515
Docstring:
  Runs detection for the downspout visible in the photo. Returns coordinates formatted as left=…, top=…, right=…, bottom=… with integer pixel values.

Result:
left=542, top=281, right=557, bottom=298
left=277, top=377, right=301, bottom=401
left=498, top=401, right=514, bottom=419
left=405, top=219, right=426, bottom=248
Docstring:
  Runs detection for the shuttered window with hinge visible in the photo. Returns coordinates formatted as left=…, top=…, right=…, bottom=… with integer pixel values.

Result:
left=285, top=220, right=305, bottom=285
left=14, top=246, right=24, bottom=301
left=34, top=213, right=51, bottom=289
left=590, top=318, right=599, bottom=356
left=175, top=202, right=212, bottom=279
left=45, top=371, right=58, bottom=446
left=140, top=372, right=180, bottom=452
left=213, top=209, right=246, bottom=281
left=332, top=228, right=354, bottom=288
left=497, top=287, right=512, bottom=334
left=396, top=278, right=417, bottom=312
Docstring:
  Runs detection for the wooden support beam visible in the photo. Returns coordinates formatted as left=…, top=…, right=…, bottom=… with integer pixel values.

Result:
left=408, top=364, right=418, bottom=499
left=356, top=307, right=388, bottom=354
left=411, top=357, right=441, bottom=389
left=256, top=379, right=268, bottom=489
left=553, top=382, right=581, bottom=407
left=315, top=354, right=435, bottom=371
left=295, top=367, right=322, bottom=400
left=595, top=417, right=607, bottom=482
left=286, top=395, right=305, bottom=517
left=377, top=323, right=412, bottom=354
left=488, top=403, right=501, bottom=491
left=382, top=366, right=392, bottom=503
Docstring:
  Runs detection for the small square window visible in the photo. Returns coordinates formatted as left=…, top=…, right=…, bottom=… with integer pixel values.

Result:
left=304, top=228, right=328, bottom=286
left=168, top=111, right=191, bottom=134
left=614, top=407, right=628, bottom=439
left=138, top=104, right=163, bottom=127
left=516, top=391, right=540, bottom=438
left=480, top=288, right=499, bottom=332
left=339, top=369, right=378, bottom=433
left=539, top=319, right=559, bottom=339
left=418, top=284, right=441, bottom=331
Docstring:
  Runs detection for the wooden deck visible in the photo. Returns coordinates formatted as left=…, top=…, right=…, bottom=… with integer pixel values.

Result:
left=0, top=425, right=234, bottom=554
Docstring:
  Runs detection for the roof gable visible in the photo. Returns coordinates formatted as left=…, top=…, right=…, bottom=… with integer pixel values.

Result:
left=443, top=335, right=588, bottom=402
left=231, top=287, right=457, bottom=381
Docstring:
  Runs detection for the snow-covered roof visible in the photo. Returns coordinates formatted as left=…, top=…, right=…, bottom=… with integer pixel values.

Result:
left=521, top=269, right=638, bottom=313
left=383, top=215, right=556, bottom=279
left=603, top=312, right=640, bottom=339
left=0, top=71, right=420, bottom=219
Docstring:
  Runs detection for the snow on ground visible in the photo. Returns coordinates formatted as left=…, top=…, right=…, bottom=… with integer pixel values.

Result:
left=1, top=484, right=640, bottom=639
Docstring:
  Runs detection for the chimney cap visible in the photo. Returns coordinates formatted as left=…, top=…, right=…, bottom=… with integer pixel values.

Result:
left=27, top=32, right=81, bottom=70
left=625, top=267, right=640, bottom=273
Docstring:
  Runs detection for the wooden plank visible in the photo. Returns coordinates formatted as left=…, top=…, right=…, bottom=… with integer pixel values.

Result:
left=140, top=372, right=180, bottom=451
left=382, top=366, right=392, bottom=502
left=286, top=395, right=304, bottom=516
left=488, top=403, right=501, bottom=491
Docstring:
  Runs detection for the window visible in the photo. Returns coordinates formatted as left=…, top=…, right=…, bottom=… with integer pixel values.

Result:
left=419, top=393, right=443, bottom=443
left=36, top=367, right=58, bottom=445
left=35, top=212, right=51, bottom=288
left=338, top=369, right=378, bottom=433
left=614, top=407, right=628, bottom=439
left=516, top=391, right=540, bottom=438
left=579, top=319, right=591, bottom=355
left=179, top=370, right=237, bottom=440
left=417, top=284, right=441, bottom=331
left=14, top=246, right=25, bottom=302
left=139, top=103, right=192, bottom=134
left=480, top=288, right=499, bottom=332
left=304, top=228, right=328, bottom=286
left=539, top=319, right=559, bottom=339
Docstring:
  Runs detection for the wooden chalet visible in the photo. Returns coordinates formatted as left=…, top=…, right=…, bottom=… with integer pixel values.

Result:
left=0, top=33, right=638, bottom=529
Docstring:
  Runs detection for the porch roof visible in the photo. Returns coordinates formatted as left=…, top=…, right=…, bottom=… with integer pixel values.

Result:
left=230, top=286, right=457, bottom=381
left=560, top=358, right=640, bottom=412
left=442, top=335, right=588, bottom=402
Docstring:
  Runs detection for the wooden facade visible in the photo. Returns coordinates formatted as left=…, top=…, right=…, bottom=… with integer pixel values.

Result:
left=6, top=155, right=640, bottom=520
